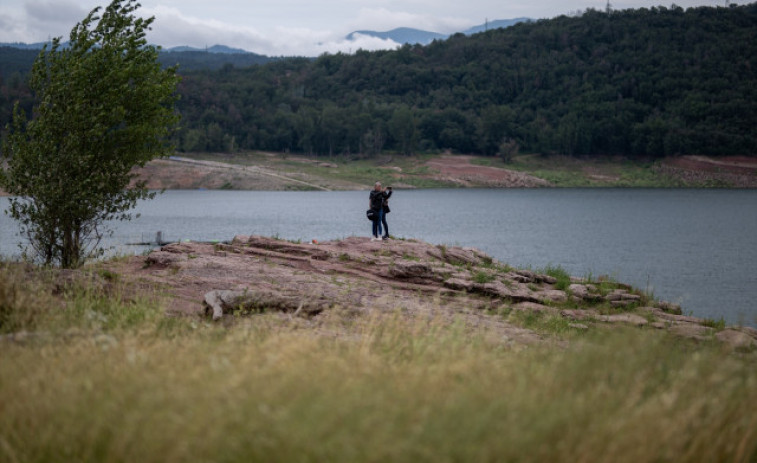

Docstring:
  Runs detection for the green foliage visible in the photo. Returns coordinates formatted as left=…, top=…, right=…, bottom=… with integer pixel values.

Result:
left=473, top=271, right=496, bottom=284
left=168, top=5, right=754, bottom=157
left=543, top=265, right=572, bottom=291
left=4, top=5, right=756, bottom=158
left=0, top=0, right=179, bottom=268
left=701, top=317, right=726, bottom=330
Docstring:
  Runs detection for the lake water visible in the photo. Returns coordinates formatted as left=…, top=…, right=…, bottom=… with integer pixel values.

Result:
left=2, top=189, right=756, bottom=326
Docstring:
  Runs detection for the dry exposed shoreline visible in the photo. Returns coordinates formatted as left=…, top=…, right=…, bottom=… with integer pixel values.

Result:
left=2, top=154, right=755, bottom=196
left=129, top=153, right=757, bottom=191
left=96, top=234, right=757, bottom=350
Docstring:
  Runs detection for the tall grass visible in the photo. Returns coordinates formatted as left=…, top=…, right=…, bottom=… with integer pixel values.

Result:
left=1, top=264, right=756, bottom=462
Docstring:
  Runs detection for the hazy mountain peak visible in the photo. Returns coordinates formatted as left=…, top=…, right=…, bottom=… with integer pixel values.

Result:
left=345, top=18, right=532, bottom=46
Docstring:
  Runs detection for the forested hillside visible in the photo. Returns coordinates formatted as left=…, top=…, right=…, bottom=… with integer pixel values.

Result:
left=3, top=4, right=757, bottom=158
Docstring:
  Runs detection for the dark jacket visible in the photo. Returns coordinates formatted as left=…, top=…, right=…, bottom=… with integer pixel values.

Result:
left=369, top=189, right=391, bottom=211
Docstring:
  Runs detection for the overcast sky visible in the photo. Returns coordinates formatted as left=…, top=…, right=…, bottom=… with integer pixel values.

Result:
left=0, top=0, right=749, bottom=56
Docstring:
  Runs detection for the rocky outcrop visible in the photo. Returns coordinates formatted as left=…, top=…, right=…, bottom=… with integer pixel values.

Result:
left=203, top=288, right=330, bottom=321
left=121, top=235, right=756, bottom=349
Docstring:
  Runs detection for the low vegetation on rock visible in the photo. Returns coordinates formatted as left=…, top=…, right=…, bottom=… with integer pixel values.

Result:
left=1, top=235, right=756, bottom=462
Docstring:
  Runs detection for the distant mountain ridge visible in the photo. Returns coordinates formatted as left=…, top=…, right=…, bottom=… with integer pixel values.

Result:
left=165, top=45, right=249, bottom=54
left=0, top=43, right=274, bottom=75
left=0, top=41, right=248, bottom=54
left=346, top=17, right=532, bottom=45
left=1, top=17, right=532, bottom=55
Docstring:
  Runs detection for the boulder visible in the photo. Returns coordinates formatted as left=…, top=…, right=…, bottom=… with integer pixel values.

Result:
left=427, top=246, right=482, bottom=266
left=443, top=278, right=474, bottom=292
left=512, top=274, right=532, bottom=284
left=203, top=288, right=330, bottom=321
left=740, top=326, right=757, bottom=338
left=473, top=281, right=539, bottom=303
left=536, top=289, right=568, bottom=304
left=537, top=274, right=558, bottom=285
left=389, top=261, right=434, bottom=280
left=715, top=329, right=757, bottom=350
left=670, top=323, right=713, bottom=340
left=568, top=284, right=589, bottom=298
left=657, top=301, right=683, bottom=314
left=598, top=313, right=649, bottom=327
left=512, top=270, right=536, bottom=283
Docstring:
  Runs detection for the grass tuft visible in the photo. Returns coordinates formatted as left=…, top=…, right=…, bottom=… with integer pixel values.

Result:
left=543, top=264, right=572, bottom=291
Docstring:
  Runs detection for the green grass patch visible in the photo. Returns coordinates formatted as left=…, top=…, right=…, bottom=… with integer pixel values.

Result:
left=701, top=317, right=727, bottom=330
left=472, top=271, right=496, bottom=284
left=1, top=263, right=756, bottom=462
left=542, top=264, right=572, bottom=291
left=472, top=154, right=679, bottom=187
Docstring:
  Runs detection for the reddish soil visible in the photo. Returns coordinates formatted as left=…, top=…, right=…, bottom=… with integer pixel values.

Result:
left=425, top=155, right=551, bottom=187
left=664, top=156, right=757, bottom=175
left=658, top=155, right=757, bottom=187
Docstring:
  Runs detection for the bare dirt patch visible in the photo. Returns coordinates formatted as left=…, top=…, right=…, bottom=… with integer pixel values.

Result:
left=659, top=155, right=757, bottom=187
left=425, top=155, right=551, bottom=187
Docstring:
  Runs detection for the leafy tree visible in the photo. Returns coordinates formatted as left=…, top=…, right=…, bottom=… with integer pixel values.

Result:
left=388, top=105, right=417, bottom=155
left=0, top=0, right=179, bottom=267
left=2, top=4, right=756, bottom=159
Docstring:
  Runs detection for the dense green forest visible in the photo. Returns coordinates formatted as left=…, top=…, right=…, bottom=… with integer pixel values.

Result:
left=2, top=4, right=757, bottom=158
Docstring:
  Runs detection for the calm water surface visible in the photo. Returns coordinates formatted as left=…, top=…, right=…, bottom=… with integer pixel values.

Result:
left=2, top=189, right=755, bottom=326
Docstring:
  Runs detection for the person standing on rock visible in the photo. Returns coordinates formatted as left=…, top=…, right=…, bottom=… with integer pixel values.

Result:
left=379, top=186, right=392, bottom=240
left=369, top=182, right=392, bottom=241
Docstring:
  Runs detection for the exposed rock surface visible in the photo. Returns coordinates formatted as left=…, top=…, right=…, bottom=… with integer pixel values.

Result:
left=104, top=235, right=756, bottom=349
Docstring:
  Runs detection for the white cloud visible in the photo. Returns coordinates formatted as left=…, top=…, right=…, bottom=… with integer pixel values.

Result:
left=24, top=0, right=89, bottom=25
left=142, top=6, right=274, bottom=52
left=350, top=7, right=474, bottom=34
left=142, top=5, right=403, bottom=56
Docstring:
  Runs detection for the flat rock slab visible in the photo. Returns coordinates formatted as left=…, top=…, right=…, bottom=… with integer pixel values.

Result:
left=98, top=234, right=757, bottom=349
left=597, top=313, right=649, bottom=327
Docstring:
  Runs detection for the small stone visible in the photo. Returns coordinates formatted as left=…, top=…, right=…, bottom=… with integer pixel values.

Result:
left=444, top=278, right=473, bottom=292
left=569, top=323, right=589, bottom=330
left=560, top=309, right=597, bottom=321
